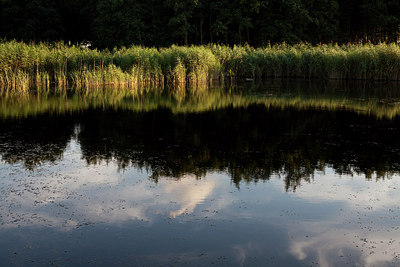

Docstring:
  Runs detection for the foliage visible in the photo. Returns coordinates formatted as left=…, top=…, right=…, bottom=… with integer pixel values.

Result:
left=0, top=0, right=399, bottom=47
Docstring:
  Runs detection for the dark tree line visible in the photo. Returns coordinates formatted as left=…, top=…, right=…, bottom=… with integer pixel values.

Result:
left=1, top=0, right=400, bottom=48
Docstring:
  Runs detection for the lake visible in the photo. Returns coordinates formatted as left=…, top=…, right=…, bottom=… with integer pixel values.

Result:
left=1, top=80, right=400, bottom=266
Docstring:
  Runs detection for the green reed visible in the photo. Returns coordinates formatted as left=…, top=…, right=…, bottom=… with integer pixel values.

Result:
left=2, top=41, right=400, bottom=89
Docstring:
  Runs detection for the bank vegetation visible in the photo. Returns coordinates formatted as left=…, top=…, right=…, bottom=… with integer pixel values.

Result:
left=2, top=41, right=400, bottom=89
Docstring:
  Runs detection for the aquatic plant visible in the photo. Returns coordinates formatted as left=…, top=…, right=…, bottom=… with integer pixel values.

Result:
left=2, top=41, right=400, bottom=89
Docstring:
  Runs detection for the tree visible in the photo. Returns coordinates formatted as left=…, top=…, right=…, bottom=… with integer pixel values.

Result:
left=304, top=0, right=339, bottom=42
left=0, top=0, right=63, bottom=41
left=0, top=0, right=399, bottom=47
left=361, top=0, right=400, bottom=42
left=56, top=0, right=97, bottom=43
left=165, top=0, right=200, bottom=45
left=93, top=0, right=145, bottom=48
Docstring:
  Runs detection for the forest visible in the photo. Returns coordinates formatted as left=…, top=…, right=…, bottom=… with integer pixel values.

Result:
left=1, top=0, right=400, bottom=49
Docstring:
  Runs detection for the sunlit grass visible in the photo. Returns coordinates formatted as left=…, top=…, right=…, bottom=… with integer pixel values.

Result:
left=2, top=41, right=400, bottom=90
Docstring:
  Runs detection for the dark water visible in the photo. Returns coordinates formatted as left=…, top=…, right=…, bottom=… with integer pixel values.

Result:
left=1, top=82, right=400, bottom=266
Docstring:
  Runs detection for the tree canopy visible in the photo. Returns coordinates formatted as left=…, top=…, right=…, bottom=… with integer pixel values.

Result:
left=0, top=0, right=399, bottom=48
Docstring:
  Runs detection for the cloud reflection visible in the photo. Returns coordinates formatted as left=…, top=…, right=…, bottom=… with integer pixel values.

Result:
left=0, top=140, right=220, bottom=229
left=1, top=139, right=400, bottom=266
left=164, top=176, right=216, bottom=218
left=287, top=172, right=400, bottom=266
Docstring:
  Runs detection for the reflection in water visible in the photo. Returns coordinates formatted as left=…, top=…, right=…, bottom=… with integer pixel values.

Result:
left=0, top=138, right=219, bottom=229
left=1, top=141, right=399, bottom=265
left=0, top=115, right=75, bottom=169
left=2, top=80, right=400, bottom=119
left=164, top=177, right=216, bottom=218
left=1, top=106, right=400, bottom=190
left=1, top=82, right=400, bottom=265
left=288, top=173, right=400, bottom=266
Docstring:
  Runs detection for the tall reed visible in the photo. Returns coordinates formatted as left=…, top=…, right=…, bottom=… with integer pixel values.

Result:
left=1, top=41, right=400, bottom=90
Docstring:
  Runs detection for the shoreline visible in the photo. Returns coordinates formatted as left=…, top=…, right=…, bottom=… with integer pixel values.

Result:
left=2, top=41, right=400, bottom=89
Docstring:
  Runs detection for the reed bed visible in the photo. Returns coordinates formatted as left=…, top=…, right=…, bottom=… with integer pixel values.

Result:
left=2, top=41, right=400, bottom=89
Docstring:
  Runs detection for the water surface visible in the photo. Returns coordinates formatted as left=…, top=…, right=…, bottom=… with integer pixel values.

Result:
left=1, top=81, right=400, bottom=266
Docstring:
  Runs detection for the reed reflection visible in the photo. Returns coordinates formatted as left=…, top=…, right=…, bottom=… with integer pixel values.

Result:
left=2, top=80, right=400, bottom=119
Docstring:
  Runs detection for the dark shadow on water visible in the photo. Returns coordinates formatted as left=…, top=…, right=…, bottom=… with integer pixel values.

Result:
left=2, top=80, right=400, bottom=190
left=0, top=115, right=76, bottom=170
left=77, top=106, right=400, bottom=191
left=1, top=103, right=400, bottom=191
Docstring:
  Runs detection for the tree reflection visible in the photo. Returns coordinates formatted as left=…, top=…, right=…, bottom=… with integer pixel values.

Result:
left=76, top=106, right=400, bottom=191
left=1, top=86, right=400, bottom=190
left=0, top=114, right=75, bottom=170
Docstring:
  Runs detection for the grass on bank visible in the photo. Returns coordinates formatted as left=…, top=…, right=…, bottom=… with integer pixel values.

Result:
left=1, top=41, right=400, bottom=89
